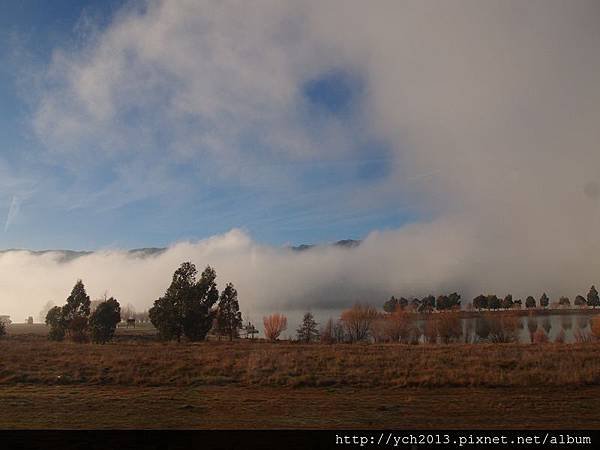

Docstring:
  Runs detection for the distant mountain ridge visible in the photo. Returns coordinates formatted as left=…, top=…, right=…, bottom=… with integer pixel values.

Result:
left=0, top=241, right=361, bottom=260
left=289, top=239, right=361, bottom=252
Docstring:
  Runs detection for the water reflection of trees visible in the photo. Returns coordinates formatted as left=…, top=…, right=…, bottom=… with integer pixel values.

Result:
left=561, top=315, right=573, bottom=330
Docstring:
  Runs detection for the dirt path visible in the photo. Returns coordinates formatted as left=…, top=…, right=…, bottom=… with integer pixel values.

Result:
left=1, top=385, right=599, bottom=429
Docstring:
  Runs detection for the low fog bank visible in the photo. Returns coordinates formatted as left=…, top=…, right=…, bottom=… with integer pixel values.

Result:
left=2, top=218, right=600, bottom=330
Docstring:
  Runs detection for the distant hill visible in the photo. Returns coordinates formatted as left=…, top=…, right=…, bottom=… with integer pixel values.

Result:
left=0, top=241, right=361, bottom=260
left=290, top=239, right=361, bottom=252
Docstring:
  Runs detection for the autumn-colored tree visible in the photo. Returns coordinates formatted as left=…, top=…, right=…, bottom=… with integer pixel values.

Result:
left=385, top=309, right=415, bottom=343
left=422, top=316, right=437, bottom=344
left=340, top=304, right=378, bottom=342
left=320, top=318, right=335, bottom=344
left=436, top=313, right=462, bottom=344
left=263, top=313, right=287, bottom=341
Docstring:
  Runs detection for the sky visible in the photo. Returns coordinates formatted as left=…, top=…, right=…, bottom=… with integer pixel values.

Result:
left=1, top=0, right=600, bottom=324
left=0, top=0, right=404, bottom=250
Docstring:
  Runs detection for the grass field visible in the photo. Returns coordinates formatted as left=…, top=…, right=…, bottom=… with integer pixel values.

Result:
left=1, top=327, right=600, bottom=429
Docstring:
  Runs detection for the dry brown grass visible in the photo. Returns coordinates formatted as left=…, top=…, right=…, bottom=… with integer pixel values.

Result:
left=2, top=336, right=600, bottom=388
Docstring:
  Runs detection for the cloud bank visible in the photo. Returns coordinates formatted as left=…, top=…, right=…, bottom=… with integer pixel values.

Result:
left=3, top=1, right=600, bottom=325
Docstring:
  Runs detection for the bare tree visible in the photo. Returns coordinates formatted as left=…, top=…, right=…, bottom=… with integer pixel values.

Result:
left=340, top=304, right=378, bottom=342
left=263, top=313, right=287, bottom=341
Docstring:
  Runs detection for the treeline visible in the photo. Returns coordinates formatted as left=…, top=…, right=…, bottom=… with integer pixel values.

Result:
left=382, top=285, right=600, bottom=313
left=5, top=260, right=600, bottom=345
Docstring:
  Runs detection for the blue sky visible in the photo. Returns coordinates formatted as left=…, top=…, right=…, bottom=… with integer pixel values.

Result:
left=0, top=0, right=414, bottom=251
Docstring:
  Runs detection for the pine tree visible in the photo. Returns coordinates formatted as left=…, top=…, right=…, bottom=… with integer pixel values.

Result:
left=587, top=285, right=599, bottom=308
left=215, top=283, right=242, bottom=341
left=296, top=312, right=320, bottom=343
left=62, top=280, right=91, bottom=342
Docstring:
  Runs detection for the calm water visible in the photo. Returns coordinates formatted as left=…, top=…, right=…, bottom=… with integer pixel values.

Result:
left=418, top=313, right=595, bottom=344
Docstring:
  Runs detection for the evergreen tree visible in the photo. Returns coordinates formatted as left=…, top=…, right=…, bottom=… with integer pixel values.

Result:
left=487, top=295, right=500, bottom=310
left=525, top=296, right=536, bottom=308
left=539, top=293, right=549, bottom=308
left=587, top=285, right=599, bottom=308
left=215, top=283, right=242, bottom=341
left=558, top=296, right=571, bottom=307
left=149, top=263, right=220, bottom=341
left=61, top=280, right=91, bottom=342
left=45, top=306, right=66, bottom=341
left=89, top=298, right=121, bottom=344
left=62, top=280, right=91, bottom=322
left=501, top=294, right=514, bottom=309
left=296, top=312, right=320, bottom=343
left=473, top=295, right=487, bottom=310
